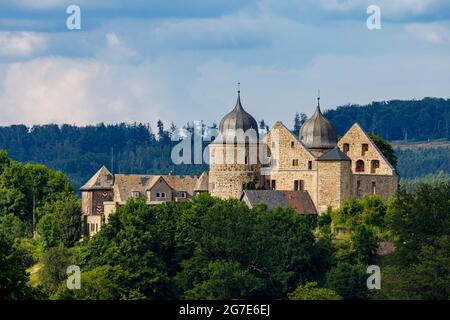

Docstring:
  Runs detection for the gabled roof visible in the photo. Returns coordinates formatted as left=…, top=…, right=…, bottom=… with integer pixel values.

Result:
left=113, top=174, right=200, bottom=203
left=344, top=123, right=396, bottom=172
left=80, top=166, right=114, bottom=191
left=269, top=121, right=316, bottom=159
left=318, top=146, right=351, bottom=161
left=241, top=190, right=317, bottom=215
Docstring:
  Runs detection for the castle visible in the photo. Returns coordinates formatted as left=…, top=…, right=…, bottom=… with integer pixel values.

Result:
left=81, top=91, right=398, bottom=237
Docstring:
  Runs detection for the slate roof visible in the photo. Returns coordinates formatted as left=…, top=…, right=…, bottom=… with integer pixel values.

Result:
left=241, top=190, right=317, bottom=214
left=80, top=166, right=114, bottom=191
left=113, top=174, right=200, bottom=203
left=214, top=92, right=259, bottom=143
left=317, top=146, right=351, bottom=161
left=299, top=105, right=337, bottom=149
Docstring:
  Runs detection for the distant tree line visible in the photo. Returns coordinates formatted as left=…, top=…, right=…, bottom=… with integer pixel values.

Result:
left=324, top=97, right=450, bottom=141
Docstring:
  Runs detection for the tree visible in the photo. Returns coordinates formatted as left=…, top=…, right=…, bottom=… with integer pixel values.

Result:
left=288, top=282, right=342, bottom=300
left=183, top=260, right=263, bottom=300
left=37, top=213, right=62, bottom=249
left=325, top=263, right=368, bottom=300
left=0, top=232, right=43, bottom=299
left=55, top=265, right=128, bottom=300
left=0, top=213, right=27, bottom=241
left=39, top=194, right=82, bottom=248
left=376, top=235, right=450, bottom=300
left=350, top=225, right=378, bottom=265
left=367, top=133, right=397, bottom=169
left=259, top=119, right=269, bottom=134
left=39, top=246, right=73, bottom=294
left=294, top=112, right=307, bottom=133
left=385, top=182, right=450, bottom=266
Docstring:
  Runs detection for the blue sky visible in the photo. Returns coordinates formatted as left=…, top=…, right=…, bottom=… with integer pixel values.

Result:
left=0, top=0, right=449, bottom=129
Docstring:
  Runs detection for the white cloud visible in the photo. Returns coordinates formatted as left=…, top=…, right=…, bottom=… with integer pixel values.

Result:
left=0, top=57, right=166, bottom=126
left=0, top=32, right=47, bottom=57
left=405, top=22, right=450, bottom=44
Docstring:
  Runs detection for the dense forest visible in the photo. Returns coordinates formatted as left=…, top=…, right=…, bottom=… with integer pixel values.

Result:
left=1, top=146, right=448, bottom=300
left=0, top=97, right=448, bottom=189
left=324, top=97, right=450, bottom=141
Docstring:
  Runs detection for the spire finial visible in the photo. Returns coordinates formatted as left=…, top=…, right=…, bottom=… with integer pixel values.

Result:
left=238, top=82, right=241, bottom=95
left=317, top=89, right=320, bottom=107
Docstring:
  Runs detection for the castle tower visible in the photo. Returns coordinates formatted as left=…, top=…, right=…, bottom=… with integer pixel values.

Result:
left=316, top=147, right=352, bottom=212
left=209, top=89, right=260, bottom=199
left=299, top=97, right=338, bottom=157
left=80, top=166, right=114, bottom=237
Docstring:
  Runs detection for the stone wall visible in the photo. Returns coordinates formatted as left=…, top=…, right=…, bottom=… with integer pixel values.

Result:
left=263, top=170, right=318, bottom=208
left=264, top=122, right=316, bottom=170
left=352, top=174, right=398, bottom=202
left=209, top=142, right=260, bottom=199
left=317, top=161, right=352, bottom=213
left=338, top=123, right=394, bottom=175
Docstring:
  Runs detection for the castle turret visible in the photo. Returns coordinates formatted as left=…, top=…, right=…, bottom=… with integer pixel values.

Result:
left=209, top=89, right=260, bottom=199
left=80, top=166, right=114, bottom=237
left=299, top=98, right=337, bottom=157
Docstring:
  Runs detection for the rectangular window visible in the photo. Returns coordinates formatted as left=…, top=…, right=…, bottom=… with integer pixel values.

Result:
left=161, top=192, right=166, bottom=198
left=291, top=141, right=295, bottom=148
left=343, top=143, right=350, bottom=154
left=372, top=182, right=376, bottom=195
left=156, top=192, right=161, bottom=198
left=245, top=156, right=248, bottom=165
left=292, top=159, right=299, bottom=166
left=362, top=143, right=369, bottom=156
left=308, top=161, right=313, bottom=170
left=181, top=192, right=186, bottom=198
left=294, top=180, right=304, bottom=191
left=271, top=180, right=276, bottom=190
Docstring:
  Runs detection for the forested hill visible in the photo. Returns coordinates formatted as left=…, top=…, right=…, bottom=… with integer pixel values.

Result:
left=324, top=97, right=450, bottom=141
left=0, top=97, right=448, bottom=189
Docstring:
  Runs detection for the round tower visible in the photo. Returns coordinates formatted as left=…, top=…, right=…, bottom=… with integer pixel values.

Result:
left=299, top=97, right=338, bottom=157
left=209, top=89, right=260, bottom=199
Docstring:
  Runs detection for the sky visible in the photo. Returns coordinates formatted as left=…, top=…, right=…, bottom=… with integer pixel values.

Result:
left=0, top=0, right=449, bottom=129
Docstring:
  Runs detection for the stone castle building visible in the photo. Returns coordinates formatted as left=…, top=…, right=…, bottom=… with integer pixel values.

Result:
left=81, top=91, right=398, bottom=236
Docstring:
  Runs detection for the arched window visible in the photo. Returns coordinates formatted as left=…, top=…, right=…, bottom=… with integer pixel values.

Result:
left=356, top=160, right=365, bottom=172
